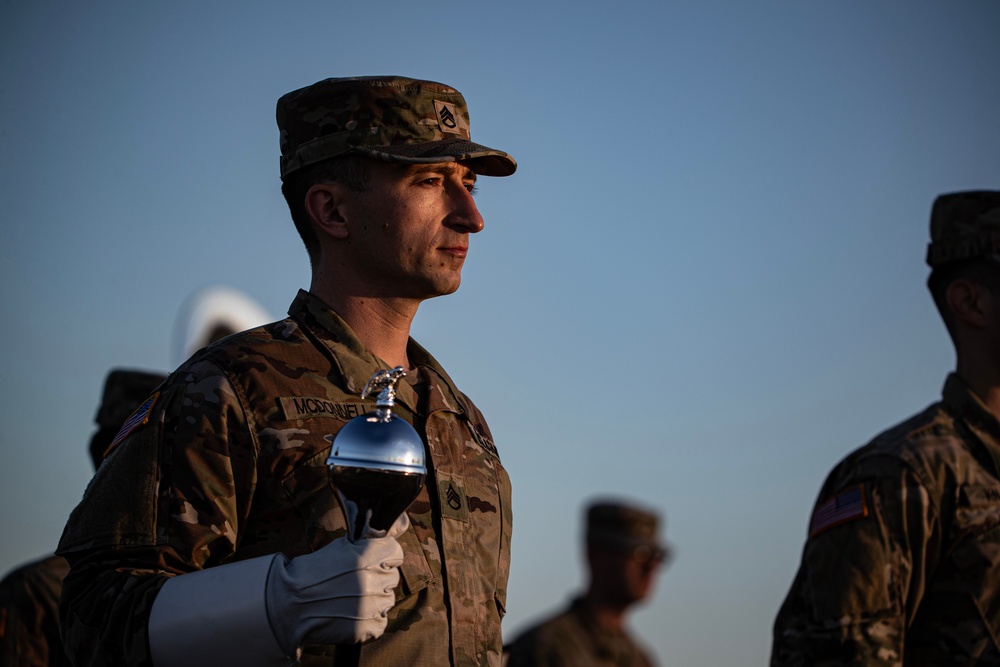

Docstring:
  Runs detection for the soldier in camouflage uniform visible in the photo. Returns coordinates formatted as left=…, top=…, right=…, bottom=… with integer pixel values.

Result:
left=0, top=369, right=165, bottom=667
left=57, top=76, right=516, bottom=667
left=505, top=500, right=668, bottom=667
left=0, top=555, right=70, bottom=667
left=771, top=191, right=1000, bottom=665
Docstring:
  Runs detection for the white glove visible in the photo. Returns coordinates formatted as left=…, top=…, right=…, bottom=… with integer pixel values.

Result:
left=148, top=514, right=408, bottom=667
left=265, top=514, right=407, bottom=654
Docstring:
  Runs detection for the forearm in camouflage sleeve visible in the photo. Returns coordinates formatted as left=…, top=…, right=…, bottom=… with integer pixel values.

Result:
left=60, top=554, right=166, bottom=667
left=0, top=556, right=70, bottom=667
left=58, top=362, right=258, bottom=666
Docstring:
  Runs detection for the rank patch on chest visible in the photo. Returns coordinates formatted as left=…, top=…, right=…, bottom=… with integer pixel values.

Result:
left=280, top=397, right=375, bottom=421
left=437, top=473, right=469, bottom=523
left=810, top=484, right=869, bottom=538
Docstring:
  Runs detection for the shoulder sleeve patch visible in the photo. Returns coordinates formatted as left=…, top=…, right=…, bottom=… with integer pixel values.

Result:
left=107, top=392, right=159, bottom=453
left=810, top=483, right=869, bottom=538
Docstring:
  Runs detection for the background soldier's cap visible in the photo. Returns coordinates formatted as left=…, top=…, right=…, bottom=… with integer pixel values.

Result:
left=926, top=190, right=1000, bottom=268
left=276, top=75, right=517, bottom=179
left=89, top=368, right=167, bottom=470
left=586, top=499, right=672, bottom=564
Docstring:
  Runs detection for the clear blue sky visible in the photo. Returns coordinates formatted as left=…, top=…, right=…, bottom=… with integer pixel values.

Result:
left=2, top=2, right=999, bottom=664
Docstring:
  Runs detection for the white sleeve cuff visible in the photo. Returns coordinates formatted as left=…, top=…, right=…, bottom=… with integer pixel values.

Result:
left=148, top=555, right=291, bottom=667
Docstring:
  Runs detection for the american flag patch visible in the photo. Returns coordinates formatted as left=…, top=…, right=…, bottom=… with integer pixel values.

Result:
left=809, top=484, right=868, bottom=538
left=109, top=392, right=159, bottom=451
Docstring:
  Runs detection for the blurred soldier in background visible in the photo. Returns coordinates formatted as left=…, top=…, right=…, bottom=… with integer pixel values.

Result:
left=0, top=285, right=267, bottom=666
left=505, top=499, right=669, bottom=667
left=772, top=191, right=1000, bottom=665
left=0, top=369, right=165, bottom=667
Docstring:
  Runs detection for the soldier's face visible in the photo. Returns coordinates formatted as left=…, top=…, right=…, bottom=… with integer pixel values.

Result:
left=620, top=548, right=661, bottom=602
left=591, top=543, right=662, bottom=605
left=339, top=160, right=484, bottom=301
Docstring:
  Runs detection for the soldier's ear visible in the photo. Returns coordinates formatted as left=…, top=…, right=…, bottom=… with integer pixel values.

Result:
left=305, top=182, right=350, bottom=240
left=946, top=278, right=991, bottom=329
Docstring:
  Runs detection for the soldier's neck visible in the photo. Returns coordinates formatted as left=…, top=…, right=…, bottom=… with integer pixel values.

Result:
left=312, top=285, right=418, bottom=371
left=957, top=354, right=1000, bottom=419
left=581, top=592, right=628, bottom=632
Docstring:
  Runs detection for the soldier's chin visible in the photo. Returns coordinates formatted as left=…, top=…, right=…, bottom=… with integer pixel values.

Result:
left=426, top=277, right=462, bottom=299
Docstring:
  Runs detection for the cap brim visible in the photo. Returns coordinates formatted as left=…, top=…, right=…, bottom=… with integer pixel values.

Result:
left=353, top=138, right=516, bottom=177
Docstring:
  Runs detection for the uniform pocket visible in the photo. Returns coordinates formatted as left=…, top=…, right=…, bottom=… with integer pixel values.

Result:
left=951, top=484, right=1000, bottom=636
left=276, top=443, right=346, bottom=557
left=394, top=522, right=434, bottom=601
left=58, top=387, right=177, bottom=553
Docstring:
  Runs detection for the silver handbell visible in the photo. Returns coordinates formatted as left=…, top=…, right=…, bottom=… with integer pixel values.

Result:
left=325, top=367, right=427, bottom=542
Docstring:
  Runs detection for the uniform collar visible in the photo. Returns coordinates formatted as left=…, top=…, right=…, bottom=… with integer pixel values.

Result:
left=942, top=373, right=1000, bottom=452
left=288, top=290, right=466, bottom=417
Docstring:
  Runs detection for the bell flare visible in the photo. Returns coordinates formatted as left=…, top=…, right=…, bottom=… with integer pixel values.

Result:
left=329, top=466, right=426, bottom=541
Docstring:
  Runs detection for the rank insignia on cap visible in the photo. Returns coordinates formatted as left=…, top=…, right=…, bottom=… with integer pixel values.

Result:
left=809, top=484, right=868, bottom=538
left=109, top=392, right=159, bottom=451
left=433, top=100, right=465, bottom=135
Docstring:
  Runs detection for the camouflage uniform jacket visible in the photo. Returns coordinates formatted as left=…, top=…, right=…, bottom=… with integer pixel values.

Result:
left=57, top=290, right=513, bottom=667
left=772, top=374, right=1000, bottom=666
left=0, top=554, right=72, bottom=667
left=504, top=597, right=656, bottom=667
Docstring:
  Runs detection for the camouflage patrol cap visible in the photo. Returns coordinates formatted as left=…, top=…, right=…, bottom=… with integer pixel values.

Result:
left=926, top=190, right=1000, bottom=268
left=89, top=368, right=167, bottom=470
left=585, top=500, right=670, bottom=563
left=276, top=75, right=517, bottom=179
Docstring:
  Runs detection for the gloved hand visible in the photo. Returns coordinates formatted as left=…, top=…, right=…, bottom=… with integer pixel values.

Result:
left=265, top=514, right=408, bottom=654
left=148, top=514, right=410, bottom=667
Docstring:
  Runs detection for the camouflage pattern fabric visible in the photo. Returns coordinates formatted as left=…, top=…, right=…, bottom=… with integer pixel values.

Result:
left=0, top=555, right=72, bottom=667
left=58, top=290, right=513, bottom=667
left=771, top=374, right=1000, bottom=666
left=505, top=597, right=656, bottom=667
left=277, top=76, right=516, bottom=178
